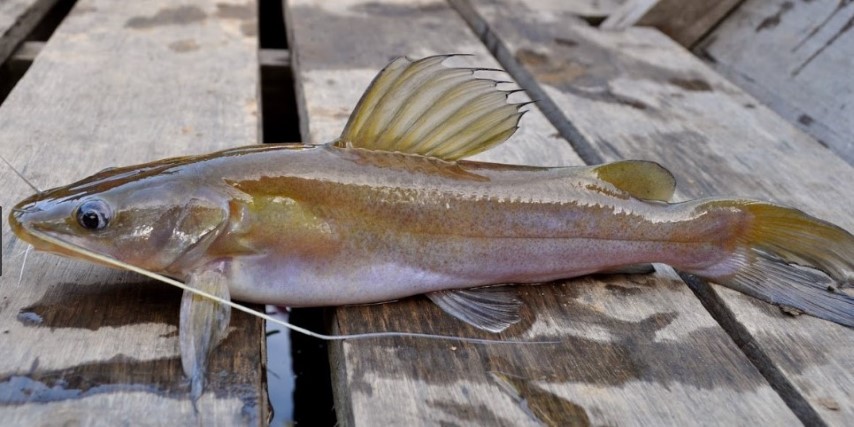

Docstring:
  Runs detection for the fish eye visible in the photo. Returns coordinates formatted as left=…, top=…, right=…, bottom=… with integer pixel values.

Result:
left=76, top=199, right=112, bottom=231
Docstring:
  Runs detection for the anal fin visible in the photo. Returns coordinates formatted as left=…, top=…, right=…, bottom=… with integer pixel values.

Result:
left=180, top=269, right=232, bottom=406
left=426, top=286, right=522, bottom=333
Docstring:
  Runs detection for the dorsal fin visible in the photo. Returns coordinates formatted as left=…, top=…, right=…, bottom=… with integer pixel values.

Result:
left=336, top=55, right=525, bottom=160
left=592, top=160, right=677, bottom=202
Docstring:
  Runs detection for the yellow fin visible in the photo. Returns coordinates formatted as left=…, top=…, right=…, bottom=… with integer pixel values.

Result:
left=592, top=160, right=676, bottom=202
left=688, top=200, right=854, bottom=327
left=336, top=55, right=524, bottom=160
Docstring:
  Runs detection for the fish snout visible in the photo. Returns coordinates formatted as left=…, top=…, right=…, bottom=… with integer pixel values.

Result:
left=8, top=195, right=73, bottom=244
left=9, top=198, right=45, bottom=244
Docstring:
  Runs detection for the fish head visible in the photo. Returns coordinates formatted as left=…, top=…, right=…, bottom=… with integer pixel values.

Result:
left=10, top=160, right=229, bottom=274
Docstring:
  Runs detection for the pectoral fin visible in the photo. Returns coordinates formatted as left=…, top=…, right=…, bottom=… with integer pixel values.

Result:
left=180, top=269, right=232, bottom=406
left=426, top=286, right=522, bottom=333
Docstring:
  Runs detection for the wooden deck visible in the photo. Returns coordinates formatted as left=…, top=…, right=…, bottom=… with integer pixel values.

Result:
left=0, top=0, right=851, bottom=425
left=0, top=0, right=266, bottom=424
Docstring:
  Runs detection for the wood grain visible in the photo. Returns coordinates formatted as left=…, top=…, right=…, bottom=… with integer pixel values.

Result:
left=602, top=0, right=744, bottom=47
left=456, top=0, right=853, bottom=424
left=287, top=0, right=800, bottom=425
left=0, top=0, right=59, bottom=66
left=695, top=0, right=854, bottom=164
left=0, top=0, right=267, bottom=424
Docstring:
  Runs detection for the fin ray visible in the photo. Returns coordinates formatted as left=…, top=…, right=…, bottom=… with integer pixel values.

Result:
left=403, top=79, right=503, bottom=152
left=180, top=269, right=232, bottom=404
left=340, top=57, right=411, bottom=142
left=354, top=55, right=452, bottom=144
left=721, top=251, right=853, bottom=327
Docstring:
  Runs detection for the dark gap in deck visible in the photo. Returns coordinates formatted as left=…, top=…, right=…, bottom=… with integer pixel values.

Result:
left=257, top=2, right=334, bottom=426
left=448, top=0, right=603, bottom=165
left=681, top=274, right=828, bottom=426
left=260, top=58, right=301, bottom=143
left=290, top=308, right=337, bottom=426
left=259, top=0, right=288, bottom=49
left=0, top=48, right=31, bottom=105
left=0, top=0, right=77, bottom=107
left=258, top=0, right=299, bottom=143
left=26, top=0, right=77, bottom=42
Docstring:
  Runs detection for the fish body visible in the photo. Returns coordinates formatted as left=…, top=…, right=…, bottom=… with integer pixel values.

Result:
left=12, top=143, right=735, bottom=305
left=11, top=137, right=853, bottom=323
left=202, top=146, right=745, bottom=306
left=8, top=55, right=854, bottom=397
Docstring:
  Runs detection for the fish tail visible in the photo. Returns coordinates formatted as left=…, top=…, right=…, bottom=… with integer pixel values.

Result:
left=688, top=200, right=854, bottom=327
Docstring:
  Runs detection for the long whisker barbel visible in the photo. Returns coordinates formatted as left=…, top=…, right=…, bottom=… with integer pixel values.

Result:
left=18, top=245, right=32, bottom=286
left=26, top=227, right=560, bottom=346
left=0, top=154, right=43, bottom=195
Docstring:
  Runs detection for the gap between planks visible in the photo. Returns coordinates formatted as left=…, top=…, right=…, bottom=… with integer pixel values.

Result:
left=449, top=0, right=602, bottom=165
left=680, top=273, right=828, bottom=426
left=9, top=40, right=43, bottom=64
left=0, top=0, right=61, bottom=65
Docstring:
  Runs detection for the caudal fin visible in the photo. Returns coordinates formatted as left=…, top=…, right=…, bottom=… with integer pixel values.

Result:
left=693, top=201, right=854, bottom=327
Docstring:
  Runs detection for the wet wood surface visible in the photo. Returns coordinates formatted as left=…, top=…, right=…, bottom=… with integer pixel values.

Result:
left=602, top=0, right=744, bottom=47
left=0, top=0, right=267, bottom=424
left=287, top=0, right=805, bottom=425
left=695, top=0, right=854, bottom=164
left=0, top=0, right=59, bottom=65
left=456, top=0, right=853, bottom=424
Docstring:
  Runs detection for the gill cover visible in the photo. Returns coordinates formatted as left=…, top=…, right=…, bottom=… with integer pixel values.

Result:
left=152, top=197, right=228, bottom=270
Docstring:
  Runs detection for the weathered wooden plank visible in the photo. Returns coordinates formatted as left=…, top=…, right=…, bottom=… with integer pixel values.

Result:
left=0, top=0, right=59, bottom=66
left=456, top=0, right=854, bottom=424
left=286, top=0, right=801, bottom=425
left=503, top=0, right=628, bottom=20
left=0, top=0, right=267, bottom=424
left=602, top=0, right=744, bottom=47
left=695, top=0, right=854, bottom=164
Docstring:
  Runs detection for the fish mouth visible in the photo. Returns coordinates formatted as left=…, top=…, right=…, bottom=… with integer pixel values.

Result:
left=8, top=206, right=111, bottom=267
left=9, top=194, right=73, bottom=252
left=9, top=197, right=40, bottom=246
left=9, top=206, right=54, bottom=252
